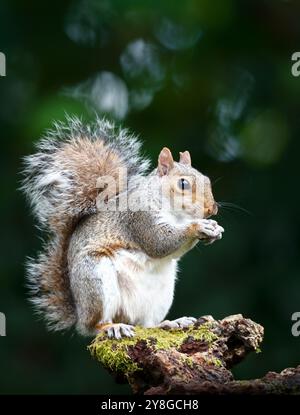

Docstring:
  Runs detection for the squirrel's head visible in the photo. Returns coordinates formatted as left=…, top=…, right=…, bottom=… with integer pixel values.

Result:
left=156, top=147, right=218, bottom=220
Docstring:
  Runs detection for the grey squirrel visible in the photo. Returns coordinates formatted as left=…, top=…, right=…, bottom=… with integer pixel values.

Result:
left=22, top=117, right=224, bottom=338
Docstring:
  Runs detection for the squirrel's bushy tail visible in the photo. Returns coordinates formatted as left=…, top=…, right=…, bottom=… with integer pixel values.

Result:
left=22, top=116, right=149, bottom=331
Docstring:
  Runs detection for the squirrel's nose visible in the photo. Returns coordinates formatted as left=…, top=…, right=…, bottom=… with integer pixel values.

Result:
left=206, top=202, right=218, bottom=217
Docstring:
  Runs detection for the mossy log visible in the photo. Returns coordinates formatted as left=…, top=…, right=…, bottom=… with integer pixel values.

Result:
left=89, top=314, right=300, bottom=395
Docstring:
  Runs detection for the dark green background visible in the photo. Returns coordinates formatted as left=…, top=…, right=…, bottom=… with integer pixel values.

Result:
left=1, top=0, right=300, bottom=394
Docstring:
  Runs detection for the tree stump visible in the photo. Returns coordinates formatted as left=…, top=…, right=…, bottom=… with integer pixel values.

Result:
left=89, top=314, right=300, bottom=394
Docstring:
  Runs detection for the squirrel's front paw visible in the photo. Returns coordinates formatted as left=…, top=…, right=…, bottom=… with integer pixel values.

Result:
left=198, top=219, right=224, bottom=244
left=100, top=323, right=135, bottom=339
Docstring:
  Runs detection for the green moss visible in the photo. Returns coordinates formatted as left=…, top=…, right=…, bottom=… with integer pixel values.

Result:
left=89, top=323, right=217, bottom=376
left=89, top=334, right=141, bottom=376
left=205, top=356, right=223, bottom=367
left=180, top=355, right=195, bottom=368
left=145, top=322, right=217, bottom=350
left=191, top=327, right=217, bottom=343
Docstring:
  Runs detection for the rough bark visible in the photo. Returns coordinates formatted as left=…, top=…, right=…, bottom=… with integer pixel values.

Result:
left=89, top=314, right=300, bottom=395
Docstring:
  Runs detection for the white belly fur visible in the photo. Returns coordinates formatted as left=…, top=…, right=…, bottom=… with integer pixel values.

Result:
left=95, top=249, right=178, bottom=327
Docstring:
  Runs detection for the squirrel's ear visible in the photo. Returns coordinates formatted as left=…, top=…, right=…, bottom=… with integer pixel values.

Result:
left=179, top=151, right=191, bottom=166
left=158, top=147, right=174, bottom=176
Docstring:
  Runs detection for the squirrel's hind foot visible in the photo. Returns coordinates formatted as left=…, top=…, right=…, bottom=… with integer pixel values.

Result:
left=158, top=316, right=197, bottom=330
left=96, top=323, right=135, bottom=339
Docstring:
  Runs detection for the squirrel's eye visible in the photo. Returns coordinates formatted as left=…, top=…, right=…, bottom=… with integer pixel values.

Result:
left=178, top=178, right=191, bottom=191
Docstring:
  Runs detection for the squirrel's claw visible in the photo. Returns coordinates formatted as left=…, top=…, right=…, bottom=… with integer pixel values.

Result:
left=102, top=323, right=135, bottom=339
